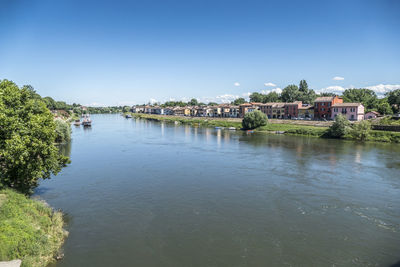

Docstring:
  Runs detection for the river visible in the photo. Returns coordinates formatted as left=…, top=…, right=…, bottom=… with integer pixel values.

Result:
left=38, top=114, right=400, bottom=267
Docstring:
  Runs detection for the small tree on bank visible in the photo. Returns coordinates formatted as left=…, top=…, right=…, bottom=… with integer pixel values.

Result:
left=351, top=120, right=371, bottom=141
left=327, top=114, right=350, bottom=138
left=0, top=80, right=69, bottom=194
left=242, top=110, right=268, bottom=130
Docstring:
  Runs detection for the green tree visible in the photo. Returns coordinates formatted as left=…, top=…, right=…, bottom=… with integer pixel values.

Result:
left=342, top=88, right=378, bottom=110
left=208, top=102, right=218, bottom=106
left=264, top=91, right=280, bottom=102
left=249, top=92, right=265, bottom=103
left=242, top=110, right=268, bottom=130
left=377, top=100, right=393, bottom=115
left=386, top=89, right=400, bottom=113
left=232, top=97, right=246, bottom=105
left=122, top=106, right=131, bottom=113
left=327, top=114, right=350, bottom=138
left=0, top=80, right=69, bottom=194
left=299, top=80, right=309, bottom=93
left=54, top=119, right=72, bottom=143
left=189, top=98, right=198, bottom=106
left=42, top=96, right=57, bottom=110
left=281, top=85, right=300, bottom=103
left=351, top=120, right=371, bottom=141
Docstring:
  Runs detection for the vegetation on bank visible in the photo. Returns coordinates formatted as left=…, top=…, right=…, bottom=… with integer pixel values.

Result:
left=131, top=112, right=400, bottom=143
left=242, top=110, right=268, bottom=130
left=0, top=189, right=67, bottom=267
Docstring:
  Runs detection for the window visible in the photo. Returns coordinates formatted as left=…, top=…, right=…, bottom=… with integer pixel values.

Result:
left=321, top=108, right=325, bottom=111
left=334, top=108, right=338, bottom=112
left=322, top=103, right=325, bottom=106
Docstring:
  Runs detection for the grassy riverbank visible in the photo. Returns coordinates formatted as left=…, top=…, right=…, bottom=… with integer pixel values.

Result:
left=130, top=113, right=400, bottom=143
left=0, top=189, right=67, bottom=267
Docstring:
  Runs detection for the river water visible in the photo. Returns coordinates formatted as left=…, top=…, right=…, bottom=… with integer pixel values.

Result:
left=39, top=114, right=400, bottom=267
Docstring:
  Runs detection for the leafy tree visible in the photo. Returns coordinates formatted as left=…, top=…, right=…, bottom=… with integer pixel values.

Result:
left=249, top=92, right=265, bottom=103
left=264, top=91, right=280, bottom=102
left=189, top=98, right=198, bottom=106
left=299, top=80, right=309, bottom=93
left=299, top=89, right=317, bottom=104
left=342, top=88, right=378, bottom=110
left=232, top=97, right=246, bottom=105
left=351, top=120, right=371, bottom=141
left=386, top=89, right=400, bottom=113
left=319, top=92, right=336, bottom=97
left=327, top=114, right=350, bottom=138
left=242, top=110, right=268, bottom=130
left=42, top=96, right=57, bottom=110
left=22, top=85, right=41, bottom=100
left=122, top=106, right=131, bottom=113
left=54, top=119, right=72, bottom=143
left=377, top=100, right=393, bottom=115
left=281, top=85, right=300, bottom=103
left=0, top=80, right=69, bottom=194
left=208, top=102, right=218, bottom=106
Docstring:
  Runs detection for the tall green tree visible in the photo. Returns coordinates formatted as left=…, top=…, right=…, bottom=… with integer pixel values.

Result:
left=281, top=85, right=300, bottom=103
left=232, top=98, right=246, bottom=105
left=377, top=100, right=393, bottom=115
left=189, top=98, right=198, bottom=106
left=249, top=92, right=265, bottom=103
left=342, top=88, right=378, bottom=110
left=242, top=110, right=268, bottom=130
left=386, top=89, right=400, bottom=113
left=328, top=114, right=350, bottom=138
left=0, top=80, right=69, bottom=194
left=299, top=80, right=309, bottom=93
left=264, top=91, right=280, bottom=102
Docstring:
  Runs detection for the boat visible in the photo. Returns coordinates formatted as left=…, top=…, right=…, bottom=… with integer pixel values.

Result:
left=215, top=126, right=222, bottom=129
left=228, top=127, right=236, bottom=130
left=73, top=119, right=81, bottom=126
left=125, top=114, right=132, bottom=118
left=82, top=114, right=92, bottom=127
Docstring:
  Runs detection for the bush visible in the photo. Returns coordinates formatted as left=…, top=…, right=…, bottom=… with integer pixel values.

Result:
left=327, top=114, right=350, bottom=138
left=351, top=120, right=371, bottom=141
left=242, top=110, right=268, bottom=130
left=54, top=119, right=71, bottom=143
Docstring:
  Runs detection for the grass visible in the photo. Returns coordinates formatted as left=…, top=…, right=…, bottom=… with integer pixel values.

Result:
left=0, top=189, right=67, bottom=267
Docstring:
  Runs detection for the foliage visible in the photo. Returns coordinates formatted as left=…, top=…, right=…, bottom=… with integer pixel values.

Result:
left=299, top=80, right=308, bottom=93
left=208, top=102, right=218, bottom=106
left=376, top=100, right=393, bottom=115
left=386, top=89, right=400, bottom=113
left=232, top=97, right=246, bottom=105
left=281, top=84, right=300, bottom=103
left=351, top=120, right=371, bottom=141
left=327, top=114, right=350, bottom=138
left=0, top=189, right=67, bottom=267
left=242, top=110, right=268, bottom=130
left=0, top=79, right=69, bottom=194
left=249, top=92, right=264, bottom=103
left=122, top=106, right=131, bottom=113
left=54, top=119, right=71, bottom=143
left=342, top=88, right=378, bottom=110
left=189, top=98, right=198, bottom=106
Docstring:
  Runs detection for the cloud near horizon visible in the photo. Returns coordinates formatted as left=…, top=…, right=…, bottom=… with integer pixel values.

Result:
left=317, top=84, right=400, bottom=97
left=264, top=82, right=276, bottom=87
left=234, top=82, right=240, bottom=87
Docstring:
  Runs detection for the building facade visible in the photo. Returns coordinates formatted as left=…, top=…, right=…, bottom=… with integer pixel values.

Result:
left=331, top=103, right=365, bottom=121
left=314, top=96, right=343, bottom=119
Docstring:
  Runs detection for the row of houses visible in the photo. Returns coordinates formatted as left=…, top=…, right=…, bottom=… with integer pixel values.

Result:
left=132, top=96, right=372, bottom=121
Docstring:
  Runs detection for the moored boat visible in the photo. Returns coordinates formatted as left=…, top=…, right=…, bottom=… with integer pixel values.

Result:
left=82, top=114, right=92, bottom=127
left=125, top=114, right=132, bottom=118
left=74, top=119, right=81, bottom=126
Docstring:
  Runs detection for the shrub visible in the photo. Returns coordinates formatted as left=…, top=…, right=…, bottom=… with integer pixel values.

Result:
left=351, top=120, right=371, bottom=141
left=327, top=114, right=350, bottom=138
left=242, top=110, right=268, bottom=130
left=54, top=119, right=71, bottom=143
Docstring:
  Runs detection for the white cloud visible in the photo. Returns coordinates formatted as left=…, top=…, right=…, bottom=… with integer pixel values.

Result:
left=332, top=76, right=345, bottom=81
left=85, top=102, right=107, bottom=107
left=215, top=94, right=240, bottom=103
left=317, top=86, right=346, bottom=95
left=264, top=82, right=276, bottom=87
left=149, top=98, right=158, bottom=104
left=234, top=82, right=240, bottom=87
left=117, top=101, right=136, bottom=106
left=261, top=87, right=282, bottom=94
left=365, top=84, right=400, bottom=96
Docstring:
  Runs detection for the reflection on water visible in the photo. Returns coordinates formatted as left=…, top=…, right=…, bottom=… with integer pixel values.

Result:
left=39, top=114, right=400, bottom=267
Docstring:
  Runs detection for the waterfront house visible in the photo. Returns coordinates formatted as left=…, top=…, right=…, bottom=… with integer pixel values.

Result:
left=144, top=105, right=152, bottom=114
left=152, top=106, right=165, bottom=115
left=314, top=96, right=343, bottom=119
left=239, top=103, right=262, bottom=118
left=260, top=102, right=285, bottom=119
left=183, top=107, right=192, bottom=116
left=331, top=103, right=365, bottom=121
left=172, top=107, right=184, bottom=116
left=213, top=106, right=222, bottom=117
left=229, top=105, right=239, bottom=118
left=298, top=105, right=314, bottom=119
left=220, top=105, right=231, bottom=118
left=131, top=105, right=145, bottom=113
left=164, top=108, right=174, bottom=115
left=284, top=101, right=302, bottom=119
left=364, top=111, right=380, bottom=120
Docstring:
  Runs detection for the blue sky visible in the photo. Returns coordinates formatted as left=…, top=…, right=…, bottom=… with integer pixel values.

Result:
left=1, top=0, right=399, bottom=106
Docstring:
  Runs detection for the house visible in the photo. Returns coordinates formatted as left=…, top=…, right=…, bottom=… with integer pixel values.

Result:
left=164, top=108, right=174, bottom=115
left=144, top=105, right=152, bottom=114
left=190, top=106, right=198, bottom=117
left=298, top=105, right=314, bottom=119
left=260, top=102, right=285, bottom=119
left=284, top=101, right=302, bottom=119
left=239, top=103, right=262, bottom=118
left=183, top=107, right=192, bottom=116
left=314, top=96, right=343, bottom=119
left=173, top=107, right=184, bottom=116
left=364, top=111, right=380, bottom=120
left=331, top=103, right=364, bottom=121
left=220, top=105, right=231, bottom=118
left=229, top=106, right=239, bottom=118
left=213, top=106, right=222, bottom=117
left=152, top=106, right=164, bottom=115
left=131, top=105, right=145, bottom=113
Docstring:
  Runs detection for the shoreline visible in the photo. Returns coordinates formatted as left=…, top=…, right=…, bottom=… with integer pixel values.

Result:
left=128, top=113, right=400, bottom=143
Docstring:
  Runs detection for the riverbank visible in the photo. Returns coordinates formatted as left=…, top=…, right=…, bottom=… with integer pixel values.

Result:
left=0, top=189, right=67, bottom=267
left=129, top=113, right=400, bottom=143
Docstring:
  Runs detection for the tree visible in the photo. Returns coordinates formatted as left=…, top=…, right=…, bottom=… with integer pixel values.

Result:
left=122, top=106, right=131, bottom=113
left=249, top=92, right=265, bottom=103
left=189, top=98, right=198, bottom=106
left=208, top=102, right=218, bottom=106
left=327, top=114, right=350, bottom=138
left=386, top=89, right=400, bottom=113
left=242, top=110, right=268, bottom=130
left=377, top=100, right=393, bottom=115
left=42, top=96, right=57, bottom=110
left=264, top=91, right=280, bottom=103
left=342, top=88, right=378, bottom=110
left=299, top=80, right=309, bottom=93
left=0, top=80, right=69, bottom=194
left=281, top=85, right=300, bottom=103
left=351, top=120, right=371, bottom=141
left=232, top=98, right=246, bottom=105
